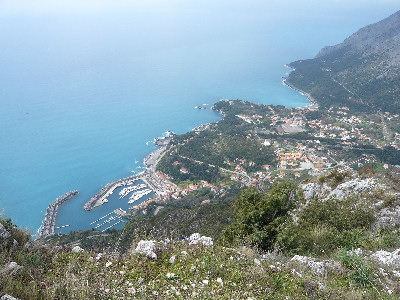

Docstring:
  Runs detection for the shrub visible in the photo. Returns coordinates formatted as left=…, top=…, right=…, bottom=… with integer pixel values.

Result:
left=223, top=182, right=301, bottom=251
left=277, top=194, right=375, bottom=255
left=338, top=250, right=376, bottom=288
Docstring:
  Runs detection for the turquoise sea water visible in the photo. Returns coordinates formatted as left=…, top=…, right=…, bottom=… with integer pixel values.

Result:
left=0, top=2, right=398, bottom=234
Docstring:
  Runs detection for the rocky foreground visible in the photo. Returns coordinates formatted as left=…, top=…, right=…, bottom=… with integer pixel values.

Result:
left=2, top=168, right=400, bottom=299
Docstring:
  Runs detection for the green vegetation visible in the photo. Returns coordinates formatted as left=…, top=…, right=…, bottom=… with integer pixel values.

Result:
left=277, top=195, right=375, bottom=256
left=286, top=10, right=400, bottom=113
left=1, top=211, right=397, bottom=299
left=157, top=102, right=276, bottom=185
left=224, top=182, right=300, bottom=251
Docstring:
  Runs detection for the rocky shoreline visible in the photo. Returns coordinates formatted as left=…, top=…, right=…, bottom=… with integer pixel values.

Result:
left=38, top=190, right=79, bottom=238
left=282, top=73, right=319, bottom=109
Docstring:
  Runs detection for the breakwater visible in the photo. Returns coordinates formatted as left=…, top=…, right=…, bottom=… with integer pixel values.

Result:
left=83, top=144, right=169, bottom=211
left=38, top=191, right=79, bottom=238
left=83, top=176, right=138, bottom=211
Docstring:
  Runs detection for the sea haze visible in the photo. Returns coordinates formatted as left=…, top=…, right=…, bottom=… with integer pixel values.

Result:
left=0, top=1, right=398, bottom=233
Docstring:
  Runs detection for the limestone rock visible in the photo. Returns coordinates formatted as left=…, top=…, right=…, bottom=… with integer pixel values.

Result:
left=72, top=246, right=84, bottom=253
left=1, top=295, right=19, bottom=300
left=0, top=223, right=11, bottom=245
left=291, top=255, right=339, bottom=276
left=189, top=233, right=214, bottom=246
left=301, top=178, right=376, bottom=202
left=371, top=249, right=400, bottom=268
left=135, top=240, right=157, bottom=259
left=169, top=255, right=176, bottom=264
left=1, top=262, right=22, bottom=276
left=329, top=178, right=376, bottom=200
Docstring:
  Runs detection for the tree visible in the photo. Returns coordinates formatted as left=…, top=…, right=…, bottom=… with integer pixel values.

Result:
left=224, top=181, right=300, bottom=250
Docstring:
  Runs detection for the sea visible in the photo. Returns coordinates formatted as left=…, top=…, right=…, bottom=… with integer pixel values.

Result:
left=0, top=1, right=398, bottom=235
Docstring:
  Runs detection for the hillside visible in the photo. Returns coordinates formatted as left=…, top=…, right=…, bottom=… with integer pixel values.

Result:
left=2, top=168, right=400, bottom=299
left=286, top=10, right=400, bottom=112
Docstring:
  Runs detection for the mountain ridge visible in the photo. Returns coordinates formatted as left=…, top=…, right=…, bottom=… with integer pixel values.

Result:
left=287, top=10, right=400, bottom=112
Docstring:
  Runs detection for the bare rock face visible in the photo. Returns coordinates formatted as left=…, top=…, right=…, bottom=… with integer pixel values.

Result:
left=330, top=178, right=376, bottom=200
left=301, top=178, right=376, bottom=202
left=375, top=200, right=400, bottom=229
left=1, top=294, right=20, bottom=300
left=301, top=182, right=331, bottom=201
left=72, top=246, right=84, bottom=253
left=0, top=223, right=11, bottom=246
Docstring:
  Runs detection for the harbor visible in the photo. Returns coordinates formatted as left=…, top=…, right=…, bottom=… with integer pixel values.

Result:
left=83, top=142, right=170, bottom=211
left=83, top=177, right=138, bottom=211
left=38, top=190, right=78, bottom=238
left=41, top=137, right=177, bottom=235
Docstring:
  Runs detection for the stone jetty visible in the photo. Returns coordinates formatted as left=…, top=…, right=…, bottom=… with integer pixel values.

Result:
left=83, top=176, right=138, bottom=211
left=38, top=190, right=79, bottom=238
left=83, top=143, right=169, bottom=211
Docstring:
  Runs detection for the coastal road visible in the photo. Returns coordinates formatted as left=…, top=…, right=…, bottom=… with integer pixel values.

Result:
left=177, top=154, right=252, bottom=186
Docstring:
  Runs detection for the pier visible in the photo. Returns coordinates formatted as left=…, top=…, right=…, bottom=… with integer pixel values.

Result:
left=90, top=208, right=127, bottom=232
left=38, top=191, right=79, bottom=238
left=83, top=143, right=169, bottom=211
left=83, top=176, right=138, bottom=211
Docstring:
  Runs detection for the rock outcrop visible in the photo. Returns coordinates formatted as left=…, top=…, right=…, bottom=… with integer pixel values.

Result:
left=291, top=255, right=340, bottom=276
left=371, top=249, right=400, bottom=269
left=301, top=178, right=376, bottom=202
left=1, top=262, right=22, bottom=276
left=0, top=223, right=11, bottom=246
left=135, top=240, right=157, bottom=259
left=188, top=233, right=214, bottom=247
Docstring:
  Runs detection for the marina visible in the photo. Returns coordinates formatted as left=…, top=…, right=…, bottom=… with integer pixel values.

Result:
left=83, top=176, right=138, bottom=211
left=119, top=183, right=147, bottom=198
left=90, top=208, right=128, bottom=232
left=83, top=144, right=169, bottom=211
left=128, top=189, right=152, bottom=204
left=39, top=142, right=178, bottom=235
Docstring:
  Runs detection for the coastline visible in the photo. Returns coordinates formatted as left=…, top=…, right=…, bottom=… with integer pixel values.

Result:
left=282, top=66, right=319, bottom=110
left=53, top=80, right=311, bottom=232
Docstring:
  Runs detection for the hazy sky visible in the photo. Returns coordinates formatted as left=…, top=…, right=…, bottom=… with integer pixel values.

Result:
left=0, top=0, right=398, bottom=15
